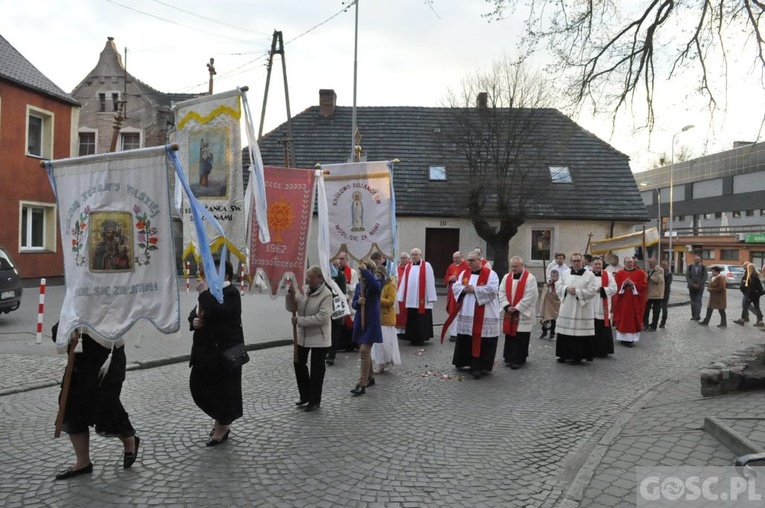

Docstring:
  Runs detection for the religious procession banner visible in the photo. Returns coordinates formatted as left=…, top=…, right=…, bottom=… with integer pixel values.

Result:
left=590, top=227, right=660, bottom=255
left=44, top=146, right=180, bottom=347
left=317, top=161, right=397, bottom=264
left=249, top=166, right=315, bottom=295
left=174, top=88, right=267, bottom=264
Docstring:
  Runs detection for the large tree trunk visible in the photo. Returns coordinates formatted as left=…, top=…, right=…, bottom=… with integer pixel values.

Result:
left=471, top=218, right=520, bottom=280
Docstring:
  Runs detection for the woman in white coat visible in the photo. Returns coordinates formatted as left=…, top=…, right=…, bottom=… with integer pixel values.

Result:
left=286, top=266, right=333, bottom=412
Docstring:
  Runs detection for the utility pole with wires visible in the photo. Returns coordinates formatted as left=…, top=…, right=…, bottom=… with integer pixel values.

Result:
left=207, top=58, right=216, bottom=95
left=259, top=30, right=295, bottom=167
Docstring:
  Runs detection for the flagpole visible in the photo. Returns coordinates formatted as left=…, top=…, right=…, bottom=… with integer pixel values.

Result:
left=351, top=0, right=359, bottom=160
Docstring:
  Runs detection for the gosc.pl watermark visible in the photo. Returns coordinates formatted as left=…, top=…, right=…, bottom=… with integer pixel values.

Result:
left=637, top=467, right=764, bottom=506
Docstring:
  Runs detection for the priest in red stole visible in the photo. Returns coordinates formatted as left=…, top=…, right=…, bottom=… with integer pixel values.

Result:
left=591, top=257, right=617, bottom=357
left=448, top=251, right=501, bottom=378
left=395, top=252, right=411, bottom=336
left=443, top=251, right=469, bottom=342
left=396, top=248, right=438, bottom=345
left=612, top=256, right=648, bottom=347
left=499, top=256, right=539, bottom=369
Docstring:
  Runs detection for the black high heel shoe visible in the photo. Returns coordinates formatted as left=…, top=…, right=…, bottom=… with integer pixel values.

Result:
left=123, top=436, right=140, bottom=469
left=206, top=430, right=230, bottom=447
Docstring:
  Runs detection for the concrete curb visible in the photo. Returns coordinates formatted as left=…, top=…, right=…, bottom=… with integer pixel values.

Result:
left=703, top=416, right=763, bottom=456
left=556, top=378, right=676, bottom=507
left=1, top=339, right=295, bottom=397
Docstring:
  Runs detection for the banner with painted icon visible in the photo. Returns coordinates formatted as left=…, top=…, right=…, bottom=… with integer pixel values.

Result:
left=44, top=146, right=180, bottom=346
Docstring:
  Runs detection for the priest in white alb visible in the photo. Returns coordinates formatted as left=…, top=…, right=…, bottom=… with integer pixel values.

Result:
left=499, top=256, right=539, bottom=369
left=446, top=250, right=501, bottom=378
left=396, top=248, right=437, bottom=345
left=555, top=253, right=598, bottom=365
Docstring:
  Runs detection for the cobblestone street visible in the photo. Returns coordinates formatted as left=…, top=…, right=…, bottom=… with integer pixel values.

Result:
left=1, top=283, right=764, bottom=506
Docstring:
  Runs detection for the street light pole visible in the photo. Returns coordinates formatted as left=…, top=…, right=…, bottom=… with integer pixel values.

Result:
left=668, top=124, right=695, bottom=271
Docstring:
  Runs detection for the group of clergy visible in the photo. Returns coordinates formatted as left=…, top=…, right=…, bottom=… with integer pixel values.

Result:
left=441, top=250, right=648, bottom=376
left=397, top=247, right=649, bottom=378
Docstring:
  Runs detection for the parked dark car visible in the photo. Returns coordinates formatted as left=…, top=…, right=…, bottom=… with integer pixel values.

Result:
left=0, top=247, right=22, bottom=314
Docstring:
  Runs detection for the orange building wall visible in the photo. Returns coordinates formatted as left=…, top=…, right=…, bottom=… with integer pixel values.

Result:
left=0, top=81, right=76, bottom=279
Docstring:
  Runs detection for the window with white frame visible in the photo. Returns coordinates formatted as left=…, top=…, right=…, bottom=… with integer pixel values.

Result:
left=20, top=202, right=57, bottom=251
left=78, top=131, right=96, bottom=156
left=429, top=166, right=446, bottom=181
left=549, top=166, right=572, bottom=183
left=120, top=131, right=141, bottom=151
left=26, top=106, right=54, bottom=158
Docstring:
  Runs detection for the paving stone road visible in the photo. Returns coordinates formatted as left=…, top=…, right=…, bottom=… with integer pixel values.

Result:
left=1, top=281, right=764, bottom=507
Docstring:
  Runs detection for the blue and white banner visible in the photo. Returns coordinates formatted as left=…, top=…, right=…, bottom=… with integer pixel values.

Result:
left=318, top=161, right=396, bottom=264
left=45, top=146, right=180, bottom=347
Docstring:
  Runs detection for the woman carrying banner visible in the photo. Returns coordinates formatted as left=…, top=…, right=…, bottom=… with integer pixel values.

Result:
left=52, top=323, right=140, bottom=480
left=286, top=266, right=333, bottom=412
left=189, top=260, right=245, bottom=445
left=350, top=260, right=383, bottom=395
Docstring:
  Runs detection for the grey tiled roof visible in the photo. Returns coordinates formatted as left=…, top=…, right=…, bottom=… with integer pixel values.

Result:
left=250, top=106, right=648, bottom=221
left=0, top=34, right=79, bottom=106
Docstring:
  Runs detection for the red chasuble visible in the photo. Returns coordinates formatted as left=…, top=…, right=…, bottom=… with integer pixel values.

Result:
left=613, top=268, right=647, bottom=333
left=503, top=269, right=529, bottom=336
left=444, top=260, right=468, bottom=314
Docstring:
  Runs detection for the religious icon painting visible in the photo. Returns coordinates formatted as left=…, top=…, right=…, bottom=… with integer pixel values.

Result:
left=188, top=128, right=230, bottom=199
left=89, top=211, right=134, bottom=273
left=531, top=229, right=552, bottom=262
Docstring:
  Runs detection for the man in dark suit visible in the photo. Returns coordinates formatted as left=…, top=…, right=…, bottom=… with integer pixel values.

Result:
left=685, top=254, right=708, bottom=321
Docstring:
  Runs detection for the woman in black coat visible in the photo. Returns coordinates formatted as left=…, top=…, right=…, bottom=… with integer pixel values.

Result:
left=52, top=323, right=139, bottom=480
left=189, top=260, right=245, bottom=446
left=734, top=263, right=764, bottom=327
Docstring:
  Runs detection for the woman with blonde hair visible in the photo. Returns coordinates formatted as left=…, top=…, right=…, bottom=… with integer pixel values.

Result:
left=372, top=267, right=401, bottom=374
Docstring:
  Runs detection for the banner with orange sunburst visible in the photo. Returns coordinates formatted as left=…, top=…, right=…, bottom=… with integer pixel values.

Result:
left=249, top=166, right=315, bottom=295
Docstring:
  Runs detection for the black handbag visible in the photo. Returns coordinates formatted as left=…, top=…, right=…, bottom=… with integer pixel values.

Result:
left=220, top=343, right=250, bottom=370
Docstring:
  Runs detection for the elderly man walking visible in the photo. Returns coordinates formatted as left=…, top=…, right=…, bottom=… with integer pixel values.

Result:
left=444, top=251, right=469, bottom=342
left=642, top=258, right=665, bottom=331
left=686, top=254, right=707, bottom=321
left=613, top=257, right=648, bottom=347
left=448, top=251, right=501, bottom=378
left=397, top=248, right=437, bottom=345
left=555, top=253, right=598, bottom=365
left=499, top=256, right=539, bottom=369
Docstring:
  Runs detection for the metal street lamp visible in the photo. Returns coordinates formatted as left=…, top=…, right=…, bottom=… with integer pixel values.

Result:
left=668, top=124, right=695, bottom=271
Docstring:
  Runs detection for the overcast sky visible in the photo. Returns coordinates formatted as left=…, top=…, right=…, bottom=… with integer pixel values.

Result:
left=3, top=0, right=763, bottom=173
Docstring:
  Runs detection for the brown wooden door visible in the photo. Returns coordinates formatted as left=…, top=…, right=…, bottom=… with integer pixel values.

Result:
left=425, top=228, right=460, bottom=286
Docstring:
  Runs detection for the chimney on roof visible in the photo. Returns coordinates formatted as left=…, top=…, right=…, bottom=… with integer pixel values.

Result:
left=476, top=92, right=488, bottom=109
left=319, top=89, right=337, bottom=117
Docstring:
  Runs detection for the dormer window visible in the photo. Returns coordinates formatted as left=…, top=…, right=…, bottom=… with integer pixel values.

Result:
left=550, top=166, right=572, bottom=183
left=429, top=166, right=446, bottom=181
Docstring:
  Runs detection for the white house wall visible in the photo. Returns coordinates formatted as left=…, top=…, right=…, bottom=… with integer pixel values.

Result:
left=300, top=215, right=642, bottom=278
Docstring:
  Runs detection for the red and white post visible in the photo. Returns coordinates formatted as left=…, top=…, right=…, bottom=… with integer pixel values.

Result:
left=185, top=260, right=190, bottom=294
left=35, top=278, right=46, bottom=344
left=240, top=264, right=245, bottom=296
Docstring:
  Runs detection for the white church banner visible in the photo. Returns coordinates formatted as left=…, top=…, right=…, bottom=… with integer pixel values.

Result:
left=45, top=146, right=180, bottom=346
left=318, top=161, right=396, bottom=263
left=174, top=89, right=247, bottom=262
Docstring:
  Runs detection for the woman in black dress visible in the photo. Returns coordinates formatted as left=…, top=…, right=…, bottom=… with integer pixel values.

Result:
left=189, top=260, right=245, bottom=445
left=52, top=323, right=139, bottom=480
